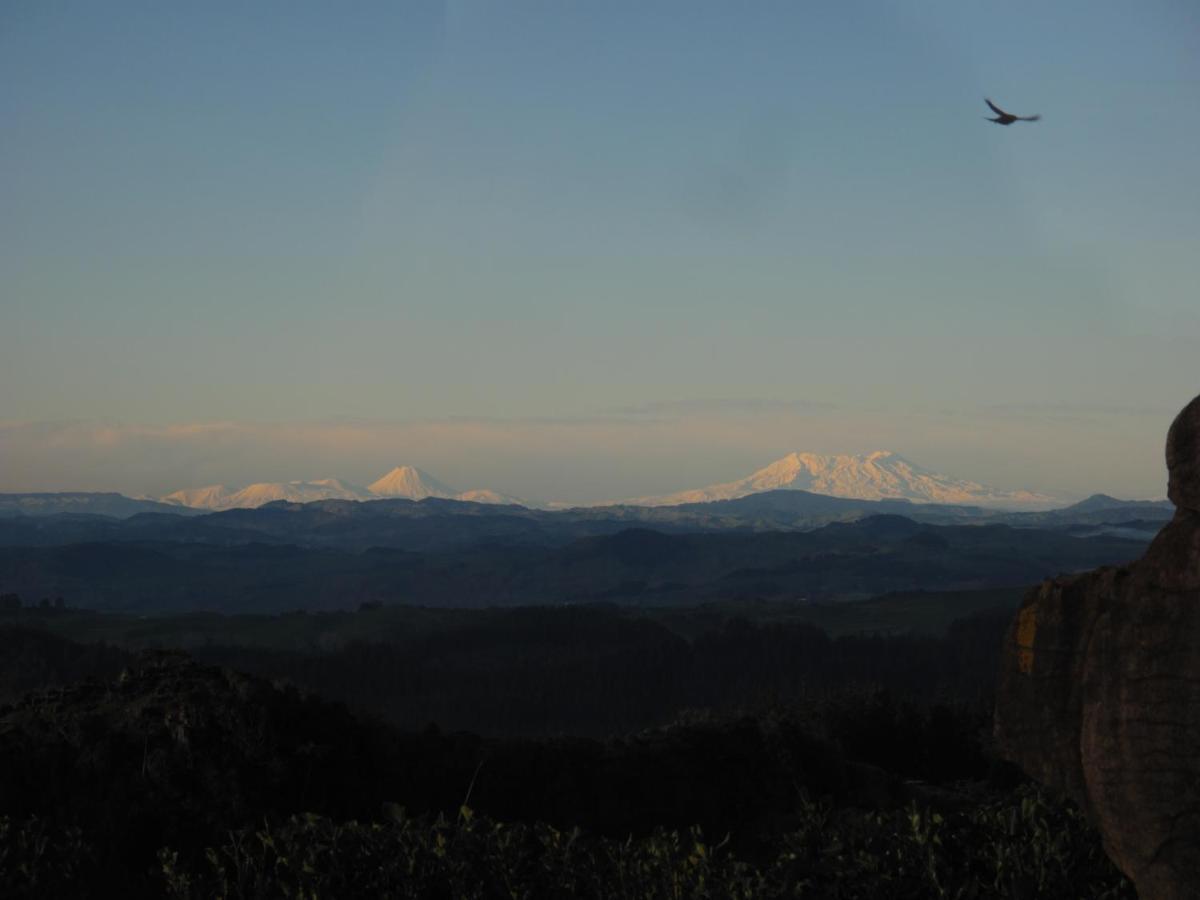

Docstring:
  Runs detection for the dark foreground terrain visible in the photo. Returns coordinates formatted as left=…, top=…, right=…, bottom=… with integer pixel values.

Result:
left=0, top=497, right=1161, bottom=895
left=0, top=602, right=1133, bottom=898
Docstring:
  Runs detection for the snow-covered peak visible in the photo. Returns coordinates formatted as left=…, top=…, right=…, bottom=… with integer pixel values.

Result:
left=157, top=465, right=523, bottom=513
left=226, top=479, right=372, bottom=508
left=626, top=451, right=1061, bottom=510
left=366, top=466, right=458, bottom=500
left=160, top=465, right=523, bottom=510
left=161, top=484, right=234, bottom=509
left=161, top=479, right=372, bottom=510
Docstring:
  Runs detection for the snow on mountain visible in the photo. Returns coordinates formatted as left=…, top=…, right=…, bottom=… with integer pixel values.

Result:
left=368, top=468, right=527, bottom=506
left=367, top=466, right=458, bottom=500
left=161, top=467, right=526, bottom=509
left=212, top=475, right=369, bottom=511
left=161, top=479, right=371, bottom=510
left=159, top=452, right=1054, bottom=513
left=454, top=488, right=526, bottom=506
left=627, top=450, right=1062, bottom=510
left=225, top=478, right=373, bottom=508
left=161, top=485, right=235, bottom=509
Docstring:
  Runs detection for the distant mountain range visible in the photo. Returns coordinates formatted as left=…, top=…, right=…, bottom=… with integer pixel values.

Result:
left=0, top=507, right=1160, bottom=614
left=0, top=486, right=1173, bottom=552
left=4, top=453, right=1163, bottom=518
left=0, top=493, right=202, bottom=519
left=159, top=466, right=526, bottom=511
left=628, top=451, right=1062, bottom=510
left=153, top=450, right=1065, bottom=512
left=0, top=480, right=1175, bottom=613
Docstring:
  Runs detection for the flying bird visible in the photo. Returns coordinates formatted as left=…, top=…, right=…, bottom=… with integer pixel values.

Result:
left=984, top=98, right=1041, bottom=125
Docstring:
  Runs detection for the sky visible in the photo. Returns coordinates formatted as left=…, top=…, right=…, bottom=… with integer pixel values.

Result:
left=2, top=0, right=1198, bottom=503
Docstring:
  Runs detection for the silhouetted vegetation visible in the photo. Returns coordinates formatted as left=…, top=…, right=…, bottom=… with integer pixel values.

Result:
left=157, top=789, right=1132, bottom=900
left=2, top=787, right=1133, bottom=898
left=0, top=625, right=131, bottom=705
left=0, top=607, right=1133, bottom=896
left=177, top=605, right=1012, bottom=740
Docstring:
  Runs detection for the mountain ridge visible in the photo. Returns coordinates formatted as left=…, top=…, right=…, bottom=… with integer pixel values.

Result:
left=0, top=492, right=204, bottom=519
left=367, top=466, right=457, bottom=500
left=10, top=455, right=1144, bottom=517
left=161, top=466, right=526, bottom=511
left=626, top=450, right=1063, bottom=510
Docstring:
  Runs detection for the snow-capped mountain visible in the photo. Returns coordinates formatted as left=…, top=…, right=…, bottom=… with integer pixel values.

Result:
left=162, top=467, right=526, bottom=510
left=626, top=450, right=1062, bottom=510
left=367, top=466, right=457, bottom=500
left=160, top=484, right=236, bottom=510
left=367, top=468, right=529, bottom=506
left=227, top=478, right=372, bottom=507
left=162, top=479, right=372, bottom=510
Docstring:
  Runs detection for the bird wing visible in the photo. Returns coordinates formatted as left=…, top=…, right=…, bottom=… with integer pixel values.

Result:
left=985, top=98, right=1008, bottom=116
left=1019, top=114, right=1042, bottom=122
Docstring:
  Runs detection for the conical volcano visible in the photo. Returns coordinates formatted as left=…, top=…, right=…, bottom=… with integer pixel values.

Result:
left=367, top=466, right=458, bottom=500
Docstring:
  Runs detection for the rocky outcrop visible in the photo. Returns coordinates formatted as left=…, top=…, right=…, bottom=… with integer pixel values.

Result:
left=996, top=394, right=1200, bottom=899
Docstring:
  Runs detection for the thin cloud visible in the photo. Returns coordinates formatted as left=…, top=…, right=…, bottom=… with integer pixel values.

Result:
left=981, top=402, right=1177, bottom=423
left=606, top=398, right=839, bottom=418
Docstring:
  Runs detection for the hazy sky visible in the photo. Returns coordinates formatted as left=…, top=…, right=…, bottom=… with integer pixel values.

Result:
left=3, top=1, right=1197, bottom=502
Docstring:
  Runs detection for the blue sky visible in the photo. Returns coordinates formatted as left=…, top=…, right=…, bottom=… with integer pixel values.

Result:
left=2, top=1, right=1197, bottom=501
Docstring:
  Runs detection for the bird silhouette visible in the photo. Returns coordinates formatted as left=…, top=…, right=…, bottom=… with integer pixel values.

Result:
left=984, top=98, right=1041, bottom=125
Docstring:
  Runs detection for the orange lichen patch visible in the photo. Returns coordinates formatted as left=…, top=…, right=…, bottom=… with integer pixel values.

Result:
left=1015, top=604, right=1038, bottom=674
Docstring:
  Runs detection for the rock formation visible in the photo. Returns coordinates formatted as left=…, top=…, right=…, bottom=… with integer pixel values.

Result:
left=995, top=393, right=1200, bottom=899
